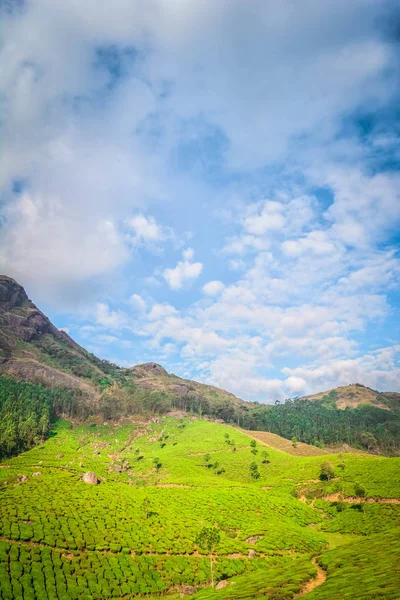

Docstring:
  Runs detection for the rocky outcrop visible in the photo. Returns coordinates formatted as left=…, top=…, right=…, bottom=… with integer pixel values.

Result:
left=0, top=276, right=62, bottom=352
left=82, top=472, right=99, bottom=484
left=216, top=580, right=228, bottom=590
left=129, top=362, right=168, bottom=377
left=181, top=586, right=197, bottom=596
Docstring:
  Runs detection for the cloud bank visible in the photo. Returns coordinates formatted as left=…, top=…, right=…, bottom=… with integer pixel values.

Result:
left=1, top=0, right=400, bottom=400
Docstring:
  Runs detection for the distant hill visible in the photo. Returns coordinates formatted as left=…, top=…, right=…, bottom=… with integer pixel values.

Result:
left=300, top=384, right=400, bottom=412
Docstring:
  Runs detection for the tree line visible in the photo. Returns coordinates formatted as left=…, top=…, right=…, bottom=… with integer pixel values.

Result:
left=0, top=377, right=75, bottom=458
left=1, top=375, right=399, bottom=457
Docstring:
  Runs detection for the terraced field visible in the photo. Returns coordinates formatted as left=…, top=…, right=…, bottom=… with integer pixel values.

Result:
left=0, top=417, right=399, bottom=599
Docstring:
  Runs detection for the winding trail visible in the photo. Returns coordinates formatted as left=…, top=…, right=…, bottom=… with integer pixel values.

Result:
left=295, top=558, right=326, bottom=597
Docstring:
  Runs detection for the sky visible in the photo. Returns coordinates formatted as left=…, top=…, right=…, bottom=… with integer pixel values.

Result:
left=1, top=0, right=400, bottom=402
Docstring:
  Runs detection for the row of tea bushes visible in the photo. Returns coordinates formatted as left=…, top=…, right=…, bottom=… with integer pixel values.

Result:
left=0, top=472, right=326, bottom=555
left=0, top=541, right=258, bottom=600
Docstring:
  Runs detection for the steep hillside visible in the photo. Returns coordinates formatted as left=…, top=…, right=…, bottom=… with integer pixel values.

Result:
left=0, top=276, right=244, bottom=420
left=301, top=384, right=400, bottom=411
left=0, top=276, right=112, bottom=402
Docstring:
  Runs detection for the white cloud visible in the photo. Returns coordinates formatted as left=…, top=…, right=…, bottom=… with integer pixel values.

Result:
left=127, top=214, right=171, bottom=245
left=95, top=302, right=128, bottom=330
left=243, top=201, right=285, bottom=235
left=147, top=303, right=178, bottom=321
left=129, top=293, right=146, bottom=312
left=0, top=193, right=129, bottom=297
left=203, top=280, right=225, bottom=296
left=282, top=231, right=336, bottom=257
left=283, top=346, right=400, bottom=394
left=1, top=0, right=399, bottom=399
left=163, top=248, right=203, bottom=290
left=284, top=376, right=307, bottom=394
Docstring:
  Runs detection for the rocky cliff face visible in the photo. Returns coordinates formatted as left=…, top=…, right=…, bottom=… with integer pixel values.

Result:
left=0, top=275, right=101, bottom=400
left=0, top=275, right=62, bottom=353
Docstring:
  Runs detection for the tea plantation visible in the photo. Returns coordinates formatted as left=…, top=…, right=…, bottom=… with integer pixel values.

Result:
left=0, top=417, right=399, bottom=599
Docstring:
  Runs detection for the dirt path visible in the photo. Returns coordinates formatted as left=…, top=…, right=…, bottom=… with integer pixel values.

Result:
left=295, top=557, right=326, bottom=597
left=323, top=494, right=400, bottom=504
left=232, top=427, right=330, bottom=457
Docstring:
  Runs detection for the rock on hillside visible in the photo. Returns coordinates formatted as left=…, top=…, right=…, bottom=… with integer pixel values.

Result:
left=82, top=472, right=99, bottom=484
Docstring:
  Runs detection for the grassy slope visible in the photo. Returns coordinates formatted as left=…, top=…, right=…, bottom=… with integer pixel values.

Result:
left=0, top=418, right=399, bottom=599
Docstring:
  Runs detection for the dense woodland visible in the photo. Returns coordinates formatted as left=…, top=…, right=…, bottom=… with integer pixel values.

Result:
left=243, top=395, right=400, bottom=453
left=1, top=375, right=399, bottom=458
left=0, top=377, right=74, bottom=458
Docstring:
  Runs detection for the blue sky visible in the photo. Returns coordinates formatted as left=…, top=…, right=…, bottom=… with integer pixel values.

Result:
left=1, top=0, right=400, bottom=401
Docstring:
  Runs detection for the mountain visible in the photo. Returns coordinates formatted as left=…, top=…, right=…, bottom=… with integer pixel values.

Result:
left=0, top=275, right=244, bottom=418
left=0, top=275, right=109, bottom=403
left=1, top=274, right=399, bottom=455
left=300, top=384, right=400, bottom=412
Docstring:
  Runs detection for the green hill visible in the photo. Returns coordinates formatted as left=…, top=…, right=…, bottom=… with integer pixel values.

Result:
left=0, top=417, right=399, bottom=599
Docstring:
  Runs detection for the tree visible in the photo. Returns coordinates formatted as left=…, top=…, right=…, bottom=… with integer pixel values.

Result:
left=153, top=457, right=162, bottom=471
left=204, top=453, right=211, bottom=467
left=354, top=482, right=367, bottom=513
left=292, top=436, right=298, bottom=448
left=319, top=461, right=335, bottom=481
left=250, top=439, right=258, bottom=455
left=249, top=461, right=260, bottom=479
left=359, top=431, right=378, bottom=451
left=195, top=527, right=220, bottom=588
left=261, top=450, right=270, bottom=464
left=141, top=498, right=150, bottom=519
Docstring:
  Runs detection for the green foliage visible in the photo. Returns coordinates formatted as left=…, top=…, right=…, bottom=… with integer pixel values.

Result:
left=354, top=482, right=366, bottom=498
left=249, top=461, right=260, bottom=479
left=243, top=398, right=400, bottom=453
left=196, top=527, right=221, bottom=553
left=320, top=461, right=335, bottom=481
left=261, top=450, right=270, bottom=464
left=153, top=456, right=162, bottom=471
left=0, top=417, right=398, bottom=599
left=0, top=377, right=71, bottom=458
left=305, top=530, right=400, bottom=599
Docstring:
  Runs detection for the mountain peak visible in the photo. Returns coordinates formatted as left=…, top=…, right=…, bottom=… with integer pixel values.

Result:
left=129, top=362, right=168, bottom=377
left=0, top=275, right=30, bottom=311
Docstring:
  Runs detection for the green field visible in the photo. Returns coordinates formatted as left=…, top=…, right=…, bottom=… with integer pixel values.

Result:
left=0, top=417, right=399, bottom=599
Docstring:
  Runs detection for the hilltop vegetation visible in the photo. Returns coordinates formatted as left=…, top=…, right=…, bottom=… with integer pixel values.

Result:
left=246, top=394, right=400, bottom=453
left=0, top=417, right=399, bottom=599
